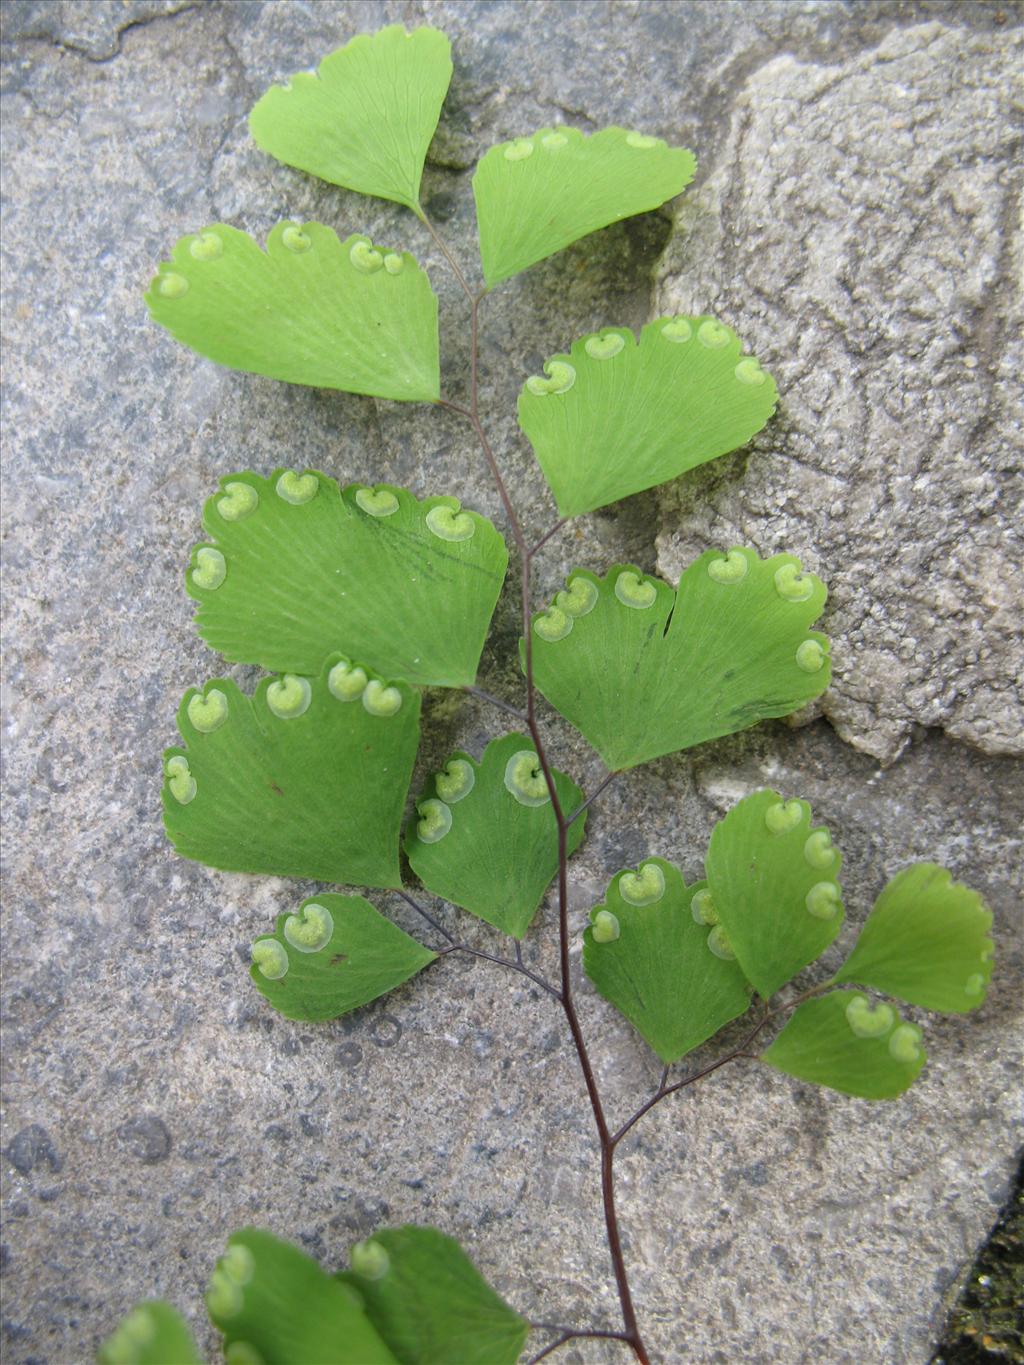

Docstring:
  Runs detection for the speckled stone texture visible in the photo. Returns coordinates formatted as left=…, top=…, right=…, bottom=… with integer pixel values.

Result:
left=655, top=20, right=1024, bottom=764
left=1, top=3, right=1021, bottom=1364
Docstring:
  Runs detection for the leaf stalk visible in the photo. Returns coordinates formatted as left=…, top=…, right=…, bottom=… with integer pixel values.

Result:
left=420, top=207, right=651, bottom=1363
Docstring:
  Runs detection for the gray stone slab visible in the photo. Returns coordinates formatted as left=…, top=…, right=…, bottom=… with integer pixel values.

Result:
left=1, top=1, right=199, bottom=61
left=1, top=3, right=1021, bottom=1364
left=654, top=20, right=1023, bottom=764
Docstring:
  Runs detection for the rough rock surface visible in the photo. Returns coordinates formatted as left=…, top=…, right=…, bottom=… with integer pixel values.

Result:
left=1, top=0, right=200, bottom=60
left=1, top=4, right=1021, bottom=1365
left=655, top=21, right=1023, bottom=764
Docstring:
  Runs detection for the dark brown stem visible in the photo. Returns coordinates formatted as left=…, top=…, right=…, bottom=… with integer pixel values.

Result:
left=421, top=209, right=649, bottom=1363
left=417, top=203, right=475, bottom=301
left=463, top=684, right=529, bottom=724
left=529, top=518, right=569, bottom=556
left=762, top=977, right=833, bottom=1021
left=528, top=1336, right=573, bottom=1364
left=474, top=311, right=651, bottom=1365
left=531, top=1321, right=635, bottom=1337
left=437, top=942, right=562, bottom=1002
left=565, top=770, right=621, bottom=827
left=399, top=888, right=560, bottom=997
left=395, top=887, right=456, bottom=944
left=528, top=1329, right=634, bottom=1364
left=606, top=981, right=828, bottom=1137
left=611, top=1005, right=772, bottom=1148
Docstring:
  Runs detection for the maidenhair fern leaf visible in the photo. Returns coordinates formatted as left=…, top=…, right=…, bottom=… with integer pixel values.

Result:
left=206, top=1229, right=399, bottom=1364
left=761, top=990, right=927, bottom=1099
left=404, top=733, right=586, bottom=939
left=188, top=472, right=508, bottom=688
left=250, top=894, right=436, bottom=1023
left=338, top=1225, right=529, bottom=1365
left=98, top=1301, right=202, bottom=1365
left=249, top=27, right=453, bottom=212
left=146, top=222, right=439, bottom=402
left=518, top=317, right=778, bottom=516
left=583, top=860, right=752, bottom=1063
left=528, top=551, right=830, bottom=770
left=703, top=789, right=844, bottom=999
left=162, top=657, right=420, bottom=889
left=834, top=864, right=994, bottom=1012
left=473, top=126, right=695, bottom=286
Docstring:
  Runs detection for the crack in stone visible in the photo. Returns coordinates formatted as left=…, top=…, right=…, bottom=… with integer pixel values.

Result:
left=2, top=2, right=202, bottom=64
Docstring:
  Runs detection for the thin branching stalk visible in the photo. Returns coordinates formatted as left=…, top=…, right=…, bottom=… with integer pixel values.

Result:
left=421, top=209, right=651, bottom=1362
left=611, top=1006, right=771, bottom=1148
left=420, top=208, right=764, bottom=1363
left=527, top=1329, right=634, bottom=1363
left=398, top=888, right=561, bottom=999
left=565, top=770, right=621, bottom=827
left=395, top=887, right=457, bottom=944
left=436, top=942, right=562, bottom=1002
left=463, top=684, right=530, bottom=723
